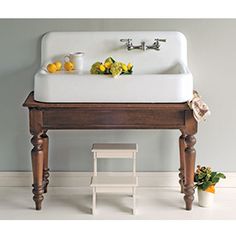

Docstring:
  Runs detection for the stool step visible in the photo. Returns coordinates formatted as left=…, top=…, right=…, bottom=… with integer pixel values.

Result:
left=92, top=143, right=138, bottom=152
left=90, top=176, right=138, bottom=187
left=95, top=151, right=135, bottom=158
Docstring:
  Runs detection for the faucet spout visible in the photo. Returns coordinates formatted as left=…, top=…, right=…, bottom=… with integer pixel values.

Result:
left=141, top=41, right=146, bottom=51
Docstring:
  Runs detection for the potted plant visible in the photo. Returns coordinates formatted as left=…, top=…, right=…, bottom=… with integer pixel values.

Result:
left=194, top=165, right=226, bottom=207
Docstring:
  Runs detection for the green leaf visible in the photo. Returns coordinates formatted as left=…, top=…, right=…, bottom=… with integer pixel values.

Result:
left=212, top=176, right=220, bottom=184
left=194, top=174, right=199, bottom=182
left=122, top=70, right=132, bottom=75
left=109, top=57, right=115, bottom=63
left=202, top=181, right=212, bottom=191
left=212, top=173, right=226, bottom=183
left=211, top=172, right=217, bottom=179
left=196, top=183, right=204, bottom=190
left=206, top=173, right=211, bottom=181
left=198, top=172, right=206, bottom=180
left=216, top=173, right=226, bottom=179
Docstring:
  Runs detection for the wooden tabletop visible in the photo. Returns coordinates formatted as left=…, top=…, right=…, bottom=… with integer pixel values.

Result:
left=23, top=92, right=190, bottom=110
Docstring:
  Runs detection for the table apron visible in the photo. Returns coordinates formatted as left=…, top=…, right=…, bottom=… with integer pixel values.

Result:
left=42, top=109, right=186, bottom=129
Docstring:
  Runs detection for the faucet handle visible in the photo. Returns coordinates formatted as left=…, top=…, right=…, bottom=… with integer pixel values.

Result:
left=154, top=38, right=167, bottom=44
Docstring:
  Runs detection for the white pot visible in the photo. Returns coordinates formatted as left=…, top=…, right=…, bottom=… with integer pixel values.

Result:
left=197, top=188, right=215, bottom=207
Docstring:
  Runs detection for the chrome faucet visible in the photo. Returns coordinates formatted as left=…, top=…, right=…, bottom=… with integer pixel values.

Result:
left=120, top=38, right=166, bottom=51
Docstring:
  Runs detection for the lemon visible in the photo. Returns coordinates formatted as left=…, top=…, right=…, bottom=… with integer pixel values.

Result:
left=47, top=63, right=57, bottom=73
left=54, top=61, right=62, bottom=71
left=64, top=61, right=74, bottom=71
left=99, top=64, right=106, bottom=72
left=104, top=62, right=111, bottom=69
left=122, top=64, right=128, bottom=72
left=127, top=63, right=133, bottom=70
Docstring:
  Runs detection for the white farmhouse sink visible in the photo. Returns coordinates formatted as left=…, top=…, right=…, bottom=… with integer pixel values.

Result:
left=34, top=31, right=193, bottom=103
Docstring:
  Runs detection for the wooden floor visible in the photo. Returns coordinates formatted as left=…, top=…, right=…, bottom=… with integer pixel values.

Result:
left=0, top=187, right=235, bottom=220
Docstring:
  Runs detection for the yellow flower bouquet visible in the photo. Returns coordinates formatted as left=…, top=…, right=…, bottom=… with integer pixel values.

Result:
left=90, top=57, right=133, bottom=78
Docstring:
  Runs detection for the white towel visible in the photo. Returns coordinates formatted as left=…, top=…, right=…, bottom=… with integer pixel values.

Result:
left=188, top=91, right=210, bottom=122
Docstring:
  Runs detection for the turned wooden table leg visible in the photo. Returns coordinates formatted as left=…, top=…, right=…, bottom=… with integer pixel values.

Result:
left=183, top=135, right=196, bottom=210
left=29, top=108, right=45, bottom=210
left=179, top=132, right=186, bottom=193
left=31, top=133, right=44, bottom=210
left=42, top=131, right=50, bottom=193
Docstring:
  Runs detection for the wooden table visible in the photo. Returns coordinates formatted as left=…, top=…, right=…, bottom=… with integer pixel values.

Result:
left=23, top=92, right=197, bottom=211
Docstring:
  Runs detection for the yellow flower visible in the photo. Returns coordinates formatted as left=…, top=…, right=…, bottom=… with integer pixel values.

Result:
left=205, top=185, right=215, bottom=193
left=99, top=64, right=106, bottom=72
left=122, top=64, right=128, bottom=72
left=127, top=63, right=133, bottom=70
left=104, top=62, right=111, bottom=69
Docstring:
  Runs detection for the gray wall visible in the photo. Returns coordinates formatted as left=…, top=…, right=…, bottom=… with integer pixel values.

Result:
left=0, top=19, right=235, bottom=172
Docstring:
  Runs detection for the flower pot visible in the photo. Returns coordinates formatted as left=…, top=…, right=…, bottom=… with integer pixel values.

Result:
left=197, top=188, right=215, bottom=207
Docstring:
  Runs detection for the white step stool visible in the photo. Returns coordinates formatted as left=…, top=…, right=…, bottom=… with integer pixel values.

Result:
left=90, top=143, right=138, bottom=215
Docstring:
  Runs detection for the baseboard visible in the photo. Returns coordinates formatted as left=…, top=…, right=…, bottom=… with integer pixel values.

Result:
left=0, top=172, right=234, bottom=188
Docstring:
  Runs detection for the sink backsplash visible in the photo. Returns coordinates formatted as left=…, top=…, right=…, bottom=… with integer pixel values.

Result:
left=42, top=31, right=188, bottom=74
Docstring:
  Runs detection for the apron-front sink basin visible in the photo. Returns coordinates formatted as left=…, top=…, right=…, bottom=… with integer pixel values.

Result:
left=34, top=63, right=193, bottom=103
left=34, top=31, right=193, bottom=103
